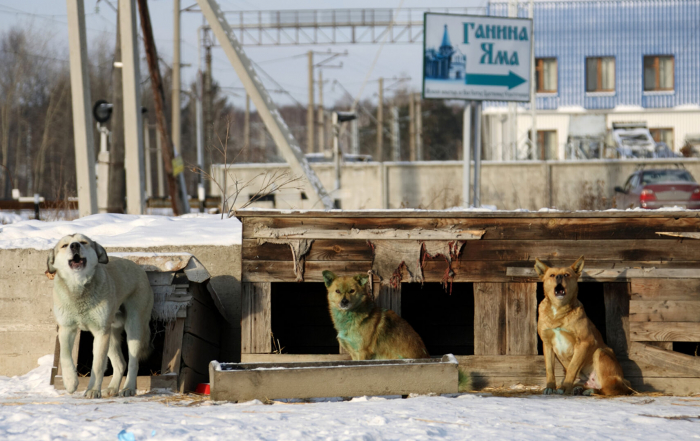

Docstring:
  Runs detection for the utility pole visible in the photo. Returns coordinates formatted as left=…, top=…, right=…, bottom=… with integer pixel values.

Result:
left=204, top=34, right=213, bottom=155
left=415, top=93, right=423, bottom=161
left=259, top=122, right=266, bottom=161
left=143, top=114, right=152, bottom=198
left=172, top=0, right=181, bottom=163
left=156, top=129, right=164, bottom=197
left=409, top=93, right=416, bottom=161
left=66, top=0, right=97, bottom=217
left=137, top=0, right=188, bottom=215
left=318, top=69, right=324, bottom=153
left=391, top=106, right=400, bottom=161
left=244, top=94, right=250, bottom=161
left=108, top=4, right=125, bottom=213
left=376, top=77, right=383, bottom=162
left=351, top=118, right=359, bottom=155
left=121, top=0, right=145, bottom=215
left=307, top=50, right=314, bottom=154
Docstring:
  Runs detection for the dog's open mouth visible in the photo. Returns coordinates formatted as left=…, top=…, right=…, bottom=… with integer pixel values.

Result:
left=554, top=284, right=567, bottom=298
left=68, top=254, right=86, bottom=270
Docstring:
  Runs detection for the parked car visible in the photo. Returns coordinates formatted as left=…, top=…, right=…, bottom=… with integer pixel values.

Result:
left=614, top=168, right=700, bottom=209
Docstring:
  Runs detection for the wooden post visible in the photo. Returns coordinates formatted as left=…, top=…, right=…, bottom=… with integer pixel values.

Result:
left=415, top=93, right=423, bottom=161
left=473, top=283, right=507, bottom=355
left=241, top=282, right=271, bottom=354
left=307, top=51, right=314, bottom=154
left=409, top=93, right=416, bottom=161
left=136, top=0, right=187, bottom=216
left=66, top=0, right=98, bottom=217
left=505, top=282, right=538, bottom=355
left=604, top=282, right=631, bottom=358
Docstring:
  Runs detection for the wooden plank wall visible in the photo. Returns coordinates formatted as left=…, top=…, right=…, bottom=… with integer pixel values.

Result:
left=241, top=215, right=700, bottom=284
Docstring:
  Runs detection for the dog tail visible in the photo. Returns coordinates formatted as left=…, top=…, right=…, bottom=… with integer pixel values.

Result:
left=601, top=377, right=634, bottom=396
left=458, top=368, right=471, bottom=393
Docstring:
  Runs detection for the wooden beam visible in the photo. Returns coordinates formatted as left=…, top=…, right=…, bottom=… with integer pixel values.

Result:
left=630, top=322, right=700, bottom=342
left=504, top=283, right=538, bottom=355
left=373, top=280, right=401, bottom=315
left=632, top=278, right=700, bottom=300
left=604, top=282, right=631, bottom=358
left=510, top=267, right=700, bottom=281
left=253, top=225, right=486, bottom=241
left=629, top=342, right=700, bottom=377
left=631, top=300, right=700, bottom=322
left=473, top=283, right=506, bottom=355
left=241, top=282, right=271, bottom=353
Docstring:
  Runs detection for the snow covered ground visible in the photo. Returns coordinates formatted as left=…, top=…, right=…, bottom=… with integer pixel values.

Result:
left=1, top=356, right=698, bottom=440
left=0, top=213, right=242, bottom=250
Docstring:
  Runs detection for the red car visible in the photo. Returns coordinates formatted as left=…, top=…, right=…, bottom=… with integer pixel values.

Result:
left=614, top=168, right=700, bottom=209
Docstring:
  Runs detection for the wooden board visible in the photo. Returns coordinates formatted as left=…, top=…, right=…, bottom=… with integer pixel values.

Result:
left=181, top=333, right=220, bottom=377
left=252, top=225, right=485, bottom=240
left=210, top=356, right=459, bottom=402
left=241, top=282, right=271, bottom=354
left=53, top=374, right=177, bottom=392
left=473, top=283, right=506, bottom=355
left=184, top=297, right=222, bottom=346
left=374, top=283, right=401, bottom=316
left=632, top=278, right=700, bottom=300
left=604, top=283, right=631, bottom=358
left=241, top=215, right=700, bottom=241
left=504, top=283, right=537, bottom=355
left=630, top=322, right=700, bottom=342
left=630, top=300, right=700, bottom=322
left=629, top=342, right=700, bottom=377
left=161, top=318, right=185, bottom=375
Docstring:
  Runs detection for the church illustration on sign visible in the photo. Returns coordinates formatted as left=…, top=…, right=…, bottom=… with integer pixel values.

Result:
left=424, top=25, right=466, bottom=80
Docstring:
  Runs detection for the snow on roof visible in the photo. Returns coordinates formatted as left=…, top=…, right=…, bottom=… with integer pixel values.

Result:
left=0, top=213, right=242, bottom=250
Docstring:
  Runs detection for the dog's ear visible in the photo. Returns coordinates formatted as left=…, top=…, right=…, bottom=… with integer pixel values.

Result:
left=93, top=241, right=109, bottom=264
left=46, top=248, right=56, bottom=275
left=571, top=256, right=584, bottom=277
left=534, top=258, right=549, bottom=280
left=353, top=274, right=369, bottom=288
left=322, top=270, right=336, bottom=288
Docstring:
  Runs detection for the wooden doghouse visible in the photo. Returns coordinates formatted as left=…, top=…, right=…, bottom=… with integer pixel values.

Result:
left=51, top=253, right=227, bottom=393
left=238, top=209, right=700, bottom=394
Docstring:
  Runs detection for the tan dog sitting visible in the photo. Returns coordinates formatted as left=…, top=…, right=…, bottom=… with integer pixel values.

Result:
left=535, top=257, right=632, bottom=396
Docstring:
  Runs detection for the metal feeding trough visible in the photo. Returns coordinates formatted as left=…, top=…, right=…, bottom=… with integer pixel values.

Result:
left=208, top=355, right=459, bottom=402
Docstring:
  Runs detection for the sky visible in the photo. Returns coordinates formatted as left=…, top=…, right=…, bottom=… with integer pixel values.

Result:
left=0, top=0, right=493, bottom=110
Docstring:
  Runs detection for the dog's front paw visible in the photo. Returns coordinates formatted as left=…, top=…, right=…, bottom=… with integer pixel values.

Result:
left=84, top=389, right=102, bottom=399
left=555, top=388, right=565, bottom=395
left=572, top=386, right=585, bottom=395
left=103, top=387, right=119, bottom=398
left=543, top=387, right=556, bottom=395
left=119, top=388, right=136, bottom=397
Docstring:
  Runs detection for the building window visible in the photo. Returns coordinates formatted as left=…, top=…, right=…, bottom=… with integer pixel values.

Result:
left=586, top=57, right=615, bottom=92
left=644, top=55, right=674, bottom=91
left=650, top=128, right=674, bottom=149
left=537, top=130, right=558, bottom=160
left=535, top=58, right=557, bottom=93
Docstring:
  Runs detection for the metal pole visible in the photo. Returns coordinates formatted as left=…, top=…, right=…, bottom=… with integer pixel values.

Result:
left=415, top=93, right=423, bottom=161
left=409, top=93, right=416, bottom=161
left=391, top=106, right=400, bottom=161
left=156, top=129, right=164, bottom=197
left=508, top=0, right=518, bottom=161
left=195, top=76, right=205, bottom=212
left=97, top=125, right=110, bottom=213
left=196, top=0, right=333, bottom=209
left=529, top=0, right=537, bottom=160
left=172, top=0, right=181, bottom=162
left=318, top=69, right=324, bottom=153
left=244, top=94, right=250, bottom=160
left=307, top=50, right=314, bottom=154
left=462, top=104, right=472, bottom=207
left=143, top=115, right=152, bottom=198
left=376, top=77, right=383, bottom=161
left=333, top=112, right=340, bottom=191
left=474, top=102, right=482, bottom=207
left=66, top=0, right=97, bottom=217
left=351, top=118, right=359, bottom=155
left=120, top=0, right=145, bottom=215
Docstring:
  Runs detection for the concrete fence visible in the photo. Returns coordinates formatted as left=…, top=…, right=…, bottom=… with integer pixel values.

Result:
left=212, top=158, right=700, bottom=211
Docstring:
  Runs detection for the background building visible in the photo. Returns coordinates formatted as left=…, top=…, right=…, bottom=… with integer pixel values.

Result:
left=483, top=0, right=700, bottom=160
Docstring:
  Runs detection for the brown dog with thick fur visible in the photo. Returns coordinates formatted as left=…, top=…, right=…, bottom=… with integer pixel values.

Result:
left=322, top=271, right=429, bottom=360
left=535, top=256, right=632, bottom=396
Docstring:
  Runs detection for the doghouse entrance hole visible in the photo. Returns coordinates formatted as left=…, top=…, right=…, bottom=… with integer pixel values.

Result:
left=536, top=283, right=607, bottom=355
left=270, top=282, right=338, bottom=354
left=401, top=282, right=474, bottom=356
left=75, top=320, right=166, bottom=377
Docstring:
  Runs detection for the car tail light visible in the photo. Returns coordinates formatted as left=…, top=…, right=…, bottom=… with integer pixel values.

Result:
left=640, top=189, right=656, bottom=202
left=691, top=188, right=700, bottom=201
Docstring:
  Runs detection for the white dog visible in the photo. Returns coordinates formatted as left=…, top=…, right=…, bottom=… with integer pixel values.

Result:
left=47, top=234, right=153, bottom=398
